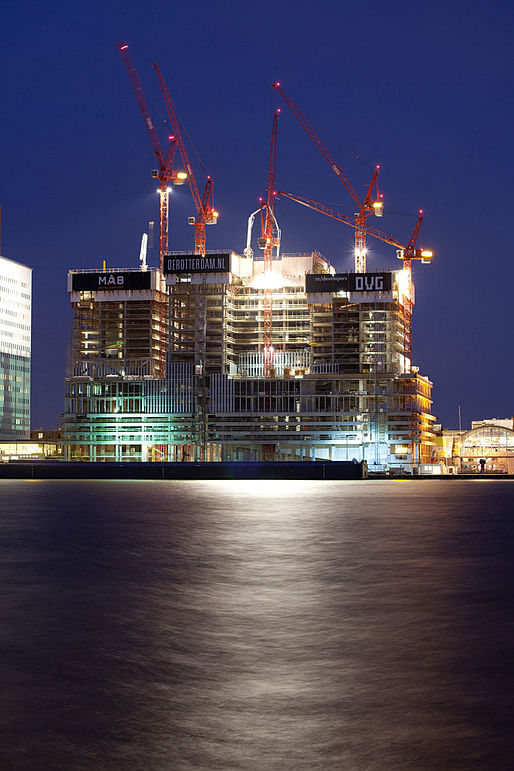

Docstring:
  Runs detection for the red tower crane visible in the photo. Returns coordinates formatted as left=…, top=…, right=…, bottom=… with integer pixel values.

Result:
left=272, top=83, right=383, bottom=273
left=119, top=43, right=186, bottom=271
left=277, top=190, right=433, bottom=367
left=259, top=109, right=281, bottom=376
left=153, top=64, right=218, bottom=255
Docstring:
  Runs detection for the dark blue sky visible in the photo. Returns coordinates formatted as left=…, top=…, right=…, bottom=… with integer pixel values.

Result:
left=1, top=0, right=512, bottom=429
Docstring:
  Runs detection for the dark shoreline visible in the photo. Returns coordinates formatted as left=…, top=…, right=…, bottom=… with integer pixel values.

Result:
left=0, top=461, right=512, bottom=480
left=0, top=460, right=367, bottom=480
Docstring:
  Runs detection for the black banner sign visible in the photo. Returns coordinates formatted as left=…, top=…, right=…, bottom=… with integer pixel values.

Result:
left=164, top=253, right=230, bottom=275
left=305, top=274, right=349, bottom=293
left=72, top=271, right=152, bottom=291
left=305, top=272, right=392, bottom=294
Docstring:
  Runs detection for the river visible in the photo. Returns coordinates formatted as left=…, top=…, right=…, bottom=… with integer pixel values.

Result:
left=1, top=479, right=513, bottom=769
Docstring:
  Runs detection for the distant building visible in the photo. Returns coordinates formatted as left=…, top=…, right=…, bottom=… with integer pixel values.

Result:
left=30, top=428, right=60, bottom=443
left=62, top=252, right=435, bottom=469
left=471, top=417, right=513, bottom=431
left=0, top=255, right=32, bottom=439
left=432, top=418, right=514, bottom=473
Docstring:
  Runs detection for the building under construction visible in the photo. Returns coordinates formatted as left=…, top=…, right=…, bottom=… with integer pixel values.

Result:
left=62, top=250, right=434, bottom=470
left=62, top=63, right=435, bottom=469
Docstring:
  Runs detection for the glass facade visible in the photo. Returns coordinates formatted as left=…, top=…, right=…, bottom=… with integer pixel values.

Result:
left=0, top=256, right=32, bottom=440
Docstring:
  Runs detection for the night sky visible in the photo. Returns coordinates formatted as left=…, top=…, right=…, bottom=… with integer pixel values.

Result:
left=1, top=0, right=511, bottom=430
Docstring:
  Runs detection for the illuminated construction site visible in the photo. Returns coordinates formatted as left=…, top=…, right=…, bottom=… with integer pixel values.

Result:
left=61, top=48, right=436, bottom=471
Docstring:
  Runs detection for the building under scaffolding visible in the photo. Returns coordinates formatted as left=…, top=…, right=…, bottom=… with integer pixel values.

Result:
left=62, top=250, right=435, bottom=470
left=67, top=267, right=168, bottom=379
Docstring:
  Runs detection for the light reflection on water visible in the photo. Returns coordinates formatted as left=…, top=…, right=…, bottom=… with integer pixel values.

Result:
left=1, top=479, right=514, bottom=770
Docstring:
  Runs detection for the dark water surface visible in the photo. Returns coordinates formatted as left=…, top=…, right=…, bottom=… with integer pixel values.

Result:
left=1, top=480, right=514, bottom=770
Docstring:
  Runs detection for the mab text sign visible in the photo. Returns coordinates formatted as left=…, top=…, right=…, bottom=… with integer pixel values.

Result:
left=305, top=272, right=393, bottom=294
left=72, top=271, right=152, bottom=291
left=164, top=253, right=231, bottom=275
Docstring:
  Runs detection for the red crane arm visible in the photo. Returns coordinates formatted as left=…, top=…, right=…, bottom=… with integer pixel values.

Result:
left=363, top=167, right=380, bottom=210
left=153, top=63, right=204, bottom=218
left=165, top=140, right=178, bottom=176
left=278, top=190, right=430, bottom=262
left=201, top=178, right=213, bottom=213
left=406, top=211, right=424, bottom=252
left=272, top=83, right=362, bottom=211
left=277, top=191, right=405, bottom=250
left=119, top=43, right=166, bottom=171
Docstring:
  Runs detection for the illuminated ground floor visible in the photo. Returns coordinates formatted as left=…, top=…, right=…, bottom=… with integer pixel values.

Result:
left=62, top=369, right=435, bottom=471
left=0, top=439, right=62, bottom=462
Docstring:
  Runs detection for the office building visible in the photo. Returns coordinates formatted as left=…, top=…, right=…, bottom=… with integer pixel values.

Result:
left=0, top=255, right=31, bottom=439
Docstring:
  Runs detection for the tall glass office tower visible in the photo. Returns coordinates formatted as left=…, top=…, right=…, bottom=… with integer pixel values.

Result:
left=0, top=255, right=32, bottom=439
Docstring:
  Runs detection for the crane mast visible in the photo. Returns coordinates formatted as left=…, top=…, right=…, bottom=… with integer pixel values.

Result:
left=151, top=63, right=219, bottom=460
left=119, top=43, right=180, bottom=271
left=260, top=110, right=280, bottom=377
left=272, top=83, right=383, bottom=273
left=153, top=64, right=218, bottom=255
